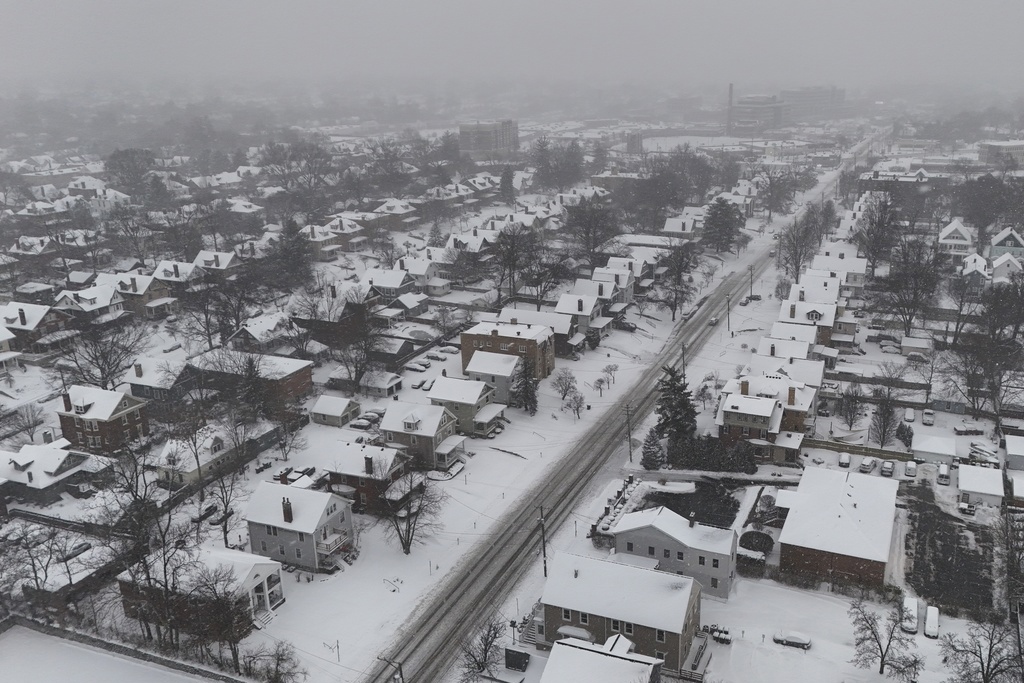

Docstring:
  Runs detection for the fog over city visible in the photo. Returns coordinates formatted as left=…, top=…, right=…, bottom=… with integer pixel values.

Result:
left=1, top=0, right=1021, bottom=91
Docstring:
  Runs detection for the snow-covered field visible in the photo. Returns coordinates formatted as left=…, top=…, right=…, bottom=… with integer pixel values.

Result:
left=0, top=626, right=211, bottom=683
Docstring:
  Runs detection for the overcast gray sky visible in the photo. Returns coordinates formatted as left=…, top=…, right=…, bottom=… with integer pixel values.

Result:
left=1, top=0, right=1020, bottom=92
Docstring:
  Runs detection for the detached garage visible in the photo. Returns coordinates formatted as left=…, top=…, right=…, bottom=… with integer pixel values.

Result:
left=957, top=465, right=1004, bottom=507
left=912, top=434, right=957, bottom=464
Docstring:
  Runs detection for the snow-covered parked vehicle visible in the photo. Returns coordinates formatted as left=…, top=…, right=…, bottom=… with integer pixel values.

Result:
left=773, top=631, right=812, bottom=650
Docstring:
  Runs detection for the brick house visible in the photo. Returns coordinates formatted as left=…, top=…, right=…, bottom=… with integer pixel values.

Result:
left=0, top=302, right=74, bottom=352
left=777, top=468, right=897, bottom=587
left=378, top=401, right=459, bottom=470
left=427, top=376, right=505, bottom=437
left=461, top=321, right=555, bottom=379
left=496, top=309, right=584, bottom=358
left=57, top=385, right=149, bottom=454
left=537, top=553, right=701, bottom=675
left=245, top=481, right=355, bottom=573
left=609, top=506, right=738, bottom=599
left=325, top=442, right=411, bottom=511
left=188, top=349, right=313, bottom=408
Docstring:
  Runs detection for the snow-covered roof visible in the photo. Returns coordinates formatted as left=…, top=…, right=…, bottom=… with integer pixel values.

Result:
left=427, top=377, right=490, bottom=405
left=463, top=321, right=553, bottom=343
left=992, top=226, right=1024, bottom=248
left=720, top=394, right=778, bottom=418
left=196, top=546, right=281, bottom=591
left=0, top=444, right=105, bottom=489
left=121, top=357, right=187, bottom=389
left=611, top=506, right=735, bottom=555
left=496, top=308, right=574, bottom=335
left=778, top=301, right=837, bottom=327
left=326, top=442, right=404, bottom=479
left=231, top=311, right=291, bottom=344
left=745, top=355, right=825, bottom=389
left=1005, top=434, right=1024, bottom=458
left=0, top=302, right=52, bottom=331
left=769, top=321, right=818, bottom=344
left=310, top=395, right=357, bottom=418
left=60, top=385, right=138, bottom=421
left=363, top=268, right=410, bottom=290
left=466, top=350, right=520, bottom=377
left=379, top=401, right=453, bottom=437
left=755, top=337, right=811, bottom=361
left=55, top=284, right=122, bottom=313
left=938, top=218, right=972, bottom=243
left=154, top=260, right=202, bottom=282
left=911, top=434, right=957, bottom=457
left=189, top=349, right=312, bottom=380
left=541, top=553, right=697, bottom=633
left=778, top=468, right=897, bottom=563
left=541, top=637, right=661, bottom=683
left=555, top=293, right=600, bottom=317
left=193, top=250, right=237, bottom=270
left=244, top=481, right=345, bottom=534
left=94, top=272, right=161, bottom=296
left=957, top=464, right=1004, bottom=497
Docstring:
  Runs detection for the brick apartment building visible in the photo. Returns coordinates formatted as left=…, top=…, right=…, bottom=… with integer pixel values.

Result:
left=57, top=385, right=149, bottom=454
left=461, top=321, right=555, bottom=379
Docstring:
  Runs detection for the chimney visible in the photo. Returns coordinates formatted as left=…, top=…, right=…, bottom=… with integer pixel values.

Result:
left=250, top=242, right=255, bottom=256
left=473, top=228, right=478, bottom=236
left=399, top=258, right=405, bottom=270
left=577, top=298, right=584, bottom=312
left=598, top=283, right=604, bottom=297
left=798, top=289, right=804, bottom=302
left=278, top=470, right=289, bottom=484
left=27, top=471, right=32, bottom=483
left=789, top=304, right=796, bottom=319
left=442, top=368, right=447, bottom=377
left=134, top=363, right=143, bottom=377
left=330, top=285, right=337, bottom=298
left=62, top=393, right=71, bottom=411
left=18, top=308, right=26, bottom=326
left=838, top=253, right=845, bottom=260
left=740, top=380, right=749, bottom=396
left=614, top=273, right=620, bottom=285
left=788, top=386, right=796, bottom=406
left=689, top=512, right=696, bottom=528
left=213, top=254, right=220, bottom=267
left=364, top=455, right=374, bottom=475
left=130, top=277, right=137, bottom=293
left=173, top=263, right=180, bottom=278
left=491, top=329, right=498, bottom=336
left=73, top=293, right=81, bottom=302
left=282, top=498, right=293, bottom=523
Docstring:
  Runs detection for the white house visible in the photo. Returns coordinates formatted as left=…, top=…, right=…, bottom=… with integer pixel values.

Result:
left=936, top=219, right=974, bottom=264
left=912, top=434, right=958, bottom=464
left=957, top=465, right=1004, bottom=507
left=1005, top=435, right=1024, bottom=471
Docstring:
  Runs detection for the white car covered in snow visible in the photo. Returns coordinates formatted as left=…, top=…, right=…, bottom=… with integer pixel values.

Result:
left=773, top=631, right=812, bottom=650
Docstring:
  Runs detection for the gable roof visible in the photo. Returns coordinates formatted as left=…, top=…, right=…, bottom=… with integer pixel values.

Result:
left=121, top=357, right=187, bottom=389
left=193, top=250, right=237, bottom=270
left=778, top=468, right=897, bottom=563
left=611, top=506, right=736, bottom=555
left=992, top=226, right=1024, bottom=248
left=555, top=293, right=600, bottom=316
left=94, top=272, right=162, bottom=296
left=0, top=302, right=53, bottom=331
left=541, top=554, right=696, bottom=633
left=938, top=218, right=972, bottom=243
left=55, top=284, right=122, bottom=313
left=310, top=395, right=356, bottom=418
left=188, top=349, right=312, bottom=380
left=60, top=385, right=140, bottom=421
left=379, top=401, right=453, bottom=437
left=427, top=377, right=490, bottom=405
left=245, top=481, right=345, bottom=534
left=541, top=637, right=661, bottom=683
left=466, top=350, right=520, bottom=377
left=325, top=442, right=404, bottom=479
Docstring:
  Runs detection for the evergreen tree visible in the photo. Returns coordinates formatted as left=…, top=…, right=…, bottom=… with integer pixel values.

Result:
left=266, top=219, right=313, bottom=290
left=510, top=356, right=538, bottom=416
left=499, top=165, right=516, bottom=206
left=427, top=222, right=446, bottom=248
left=532, top=137, right=554, bottom=188
left=591, top=142, right=609, bottom=174
left=655, top=366, right=697, bottom=448
left=640, top=427, right=665, bottom=471
left=702, top=197, right=744, bottom=253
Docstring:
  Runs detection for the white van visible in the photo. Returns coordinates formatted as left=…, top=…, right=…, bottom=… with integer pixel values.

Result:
left=922, top=409, right=935, bottom=426
left=859, top=456, right=878, bottom=473
left=838, top=452, right=851, bottom=469
left=904, top=461, right=918, bottom=478
left=937, top=464, right=951, bottom=486
left=924, top=605, right=939, bottom=638
left=901, top=597, right=919, bottom=634
left=904, top=408, right=916, bottom=422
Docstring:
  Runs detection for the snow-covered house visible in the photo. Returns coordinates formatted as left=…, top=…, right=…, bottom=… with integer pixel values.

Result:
left=427, top=377, right=504, bottom=437
left=93, top=272, right=176, bottom=318
left=56, top=386, right=149, bottom=455
left=960, top=253, right=991, bottom=296
left=609, top=506, right=738, bottom=599
left=324, top=442, right=412, bottom=511
left=911, top=434, right=957, bottom=464
left=992, top=252, right=1023, bottom=286
left=227, top=312, right=293, bottom=353
left=193, top=250, right=239, bottom=273
left=245, top=482, right=355, bottom=573
left=53, top=284, right=127, bottom=325
left=379, top=402, right=459, bottom=469
left=0, top=443, right=110, bottom=504
left=152, top=429, right=230, bottom=486
left=989, top=226, right=1024, bottom=260
left=465, top=351, right=520, bottom=404
left=362, top=268, right=416, bottom=301
left=555, top=294, right=610, bottom=340
left=310, top=395, right=361, bottom=428
left=937, top=218, right=974, bottom=264
left=540, top=636, right=663, bottom=683
left=538, top=553, right=701, bottom=675
left=592, top=267, right=635, bottom=306
left=777, top=468, right=897, bottom=586
left=153, top=260, right=206, bottom=294
left=120, top=358, right=193, bottom=420
left=957, top=465, right=1004, bottom=507
left=0, top=302, right=74, bottom=352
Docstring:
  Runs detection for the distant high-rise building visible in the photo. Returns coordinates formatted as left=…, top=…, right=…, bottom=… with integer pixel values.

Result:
left=779, top=86, right=846, bottom=121
left=625, top=131, right=644, bottom=154
left=728, top=95, right=789, bottom=133
left=458, top=120, right=519, bottom=154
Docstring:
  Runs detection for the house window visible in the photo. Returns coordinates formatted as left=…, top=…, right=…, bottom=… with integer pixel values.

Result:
left=699, top=556, right=706, bottom=566
left=648, top=546, right=655, bottom=557
left=611, top=619, right=620, bottom=632
left=486, top=341, right=492, bottom=347
left=519, top=345, right=526, bottom=352
left=121, top=415, right=128, bottom=426
left=711, top=577, right=719, bottom=589
left=296, top=548, right=302, bottom=559
left=89, top=420, right=98, bottom=431
left=624, top=623, right=634, bottom=635
left=411, top=436, right=418, bottom=445
left=562, top=608, right=570, bottom=621
left=260, top=540, right=267, bottom=552
left=741, top=426, right=750, bottom=436
left=676, top=551, right=684, bottom=561
left=579, top=612, right=589, bottom=625
left=298, top=533, right=305, bottom=542
left=663, top=549, right=670, bottom=559
left=500, top=343, right=510, bottom=351
left=278, top=544, right=285, bottom=555
left=655, top=651, right=666, bottom=661
left=656, top=629, right=666, bottom=643
left=626, top=542, right=634, bottom=552
left=712, top=559, right=719, bottom=568
left=387, top=431, right=394, bottom=441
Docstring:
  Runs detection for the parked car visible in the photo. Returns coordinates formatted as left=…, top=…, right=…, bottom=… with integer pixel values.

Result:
left=411, top=378, right=426, bottom=390
left=416, top=359, right=432, bottom=368
left=191, top=504, right=219, bottom=524
left=906, top=352, right=928, bottom=363
left=816, top=407, right=831, bottom=417
left=773, top=632, right=812, bottom=650
left=421, top=378, right=436, bottom=391
left=768, top=249, right=776, bottom=257
left=739, top=297, right=750, bottom=306
left=867, top=323, right=886, bottom=330
left=881, top=460, right=896, bottom=477
left=901, top=597, right=919, bottom=634
left=404, top=363, right=428, bottom=372
left=958, top=502, right=977, bottom=516
left=708, top=317, right=719, bottom=327
left=437, top=346, right=459, bottom=354
left=358, top=412, right=381, bottom=424
left=882, top=346, right=902, bottom=354
left=954, top=422, right=984, bottom=435
left=364, top=407, right=387, bottom=418
left=904, top=461, right=918, bottom=478
left=924, top=606, right=939, bottom=638
left=904, top=408, right=915, bottom=423
left=859, top=456, right=878, bottom=473
left=838, top=452, right=851, bottom=468
left=922, top=409, right=935, bottom=426
left=748, top=294, right=762, bottom=301
left=59, top=542, right=92, bottom=563
left=348, top=419, right=373, bottom=431
left=425, top=353, right=446, bottom=361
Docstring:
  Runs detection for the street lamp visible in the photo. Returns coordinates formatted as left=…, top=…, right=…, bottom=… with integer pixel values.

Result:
left=748, top=265, right=754, bottom=299
left=725, top=294, right=731, bottom=333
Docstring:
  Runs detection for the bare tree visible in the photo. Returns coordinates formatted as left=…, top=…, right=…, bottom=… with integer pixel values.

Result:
left=603, top=364, right=619, bottom=385
left=190, top=564, right=253, bottom=674
left=107, top=204, right=153, bottom=263
left=777, top=214, right=818, bottom=283
left=838, top=383, right=864, bottom=430
left=459, top=616, right=506, bottom=683
left=378, top=475, right=447, bottom=555
left=940, top=619, right=1022, bottom=683
left=240, top=640, right=308, bottom=683
left=848, top=598, right=923, bottom=681
left=166, top=403, right=215, bottom=499
left=13, top=403, right=44, bottom=442
left=633, top=295, right=652, bottom=319
left=566, top=389, right=586, bottom=419
left=593, top=377, right=607, bottom=397
left=53, top=323, right=151, bottom=390
left=551, top=368, right=578, bottom=401
left=431, top=305, right=464, bottom=340
left=273, top=416, right=307, bottom=462
left=179, top=287, right=221, bottom=352
left=869, top=396, right=900, bottom=448
left=206, top=468, right=244, bottom=549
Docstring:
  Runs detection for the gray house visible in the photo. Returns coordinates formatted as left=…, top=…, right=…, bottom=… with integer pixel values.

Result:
left=427, top=376, right=504, bottom=437
left=465, top=351, right=520, bottom=405
left=245, top=481, right=355, bottom=572
left=310, top=394, right=361, bottom=428
left=610, top=506, right=737, bottom=599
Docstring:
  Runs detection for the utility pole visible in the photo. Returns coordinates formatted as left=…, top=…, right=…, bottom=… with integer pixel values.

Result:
left=725, top=294, right=731, bottom=333
left=624, top=403, right=634, bottom=462
left=377, top=656, right=405, bottom=683
left=538, top=505, right=548, bottom=577
left=748, top=265, right=754, bottom=298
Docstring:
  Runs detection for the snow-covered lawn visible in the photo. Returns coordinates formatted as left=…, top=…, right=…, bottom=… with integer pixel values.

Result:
left=0, top=626, right=211, bottom=683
